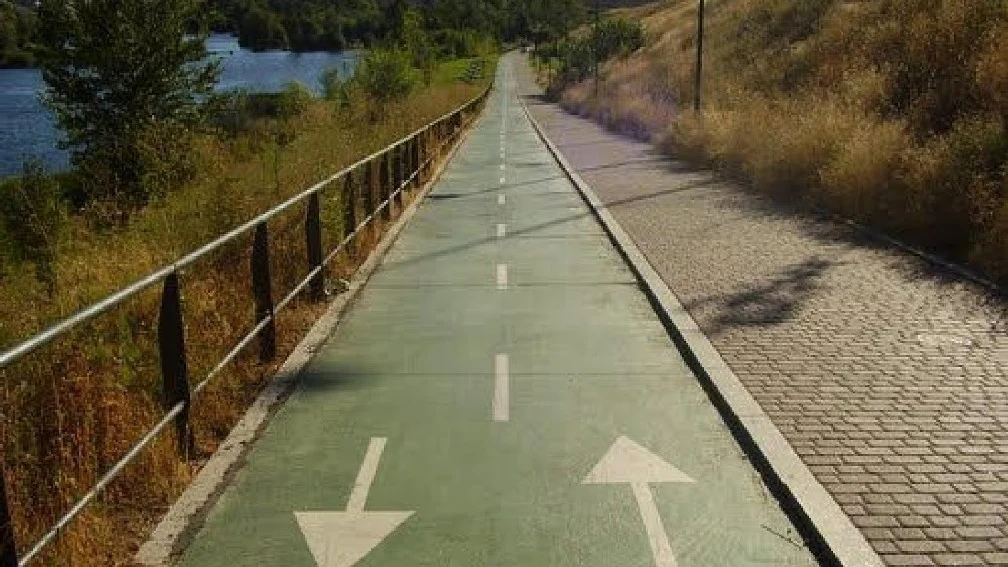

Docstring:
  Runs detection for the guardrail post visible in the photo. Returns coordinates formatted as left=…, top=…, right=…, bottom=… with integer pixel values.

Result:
left=306, top=192, right=324, bottom=302
left=0, top=463, right=16, bottom=567
left=158, top=272, right=192, bottom=457
left=412, top=136, right=420, bottom=188
left=364, top=160, right=375, bottom=219
left=426, top=129, right=432, bottom=176
left=381, top=152, right=392, bottom=221
left=251, top=223, right=276, bottom=362
left=395, top=145, right=404, bottom=209
left=343, top=171, right=357, bottom=250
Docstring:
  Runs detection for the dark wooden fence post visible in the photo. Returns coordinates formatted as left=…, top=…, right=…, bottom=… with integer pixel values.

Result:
left=381, top=152, right=392, bottom=221
left=395, top=145, right=404, bottom=209
left=411, top=136, right=419, bottom=189
left=0, top=464, right=17, bottom=567
left=158, top=272, right=192, bottom=457
left=251, top=223, right=276, bottom=362
left=306, top=192, right=324, bottom=302
left=343, top=171, right=357, bottom=249
left=364, top=160, right=375, bottom=219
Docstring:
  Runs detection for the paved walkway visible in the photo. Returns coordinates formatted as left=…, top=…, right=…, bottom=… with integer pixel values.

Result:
left=175, top=58, right=818, bottom=566
left=517, top=57, right=1008, bottom=566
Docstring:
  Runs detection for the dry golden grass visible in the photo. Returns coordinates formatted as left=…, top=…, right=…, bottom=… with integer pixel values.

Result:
left=558, top=0, right=1008, bottom=284
left=0, top=64, right=492, bottom=566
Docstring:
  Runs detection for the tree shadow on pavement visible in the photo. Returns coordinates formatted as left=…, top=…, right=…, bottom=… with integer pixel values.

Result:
left=684, top=257, right=837, bottom=336
left=379, top=178, right=713, bottom=272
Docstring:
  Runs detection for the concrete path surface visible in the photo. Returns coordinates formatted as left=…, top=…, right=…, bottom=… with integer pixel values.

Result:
left=516, top=55, right=1008, bottom=567
left=174, top=58, right=821, bottom=567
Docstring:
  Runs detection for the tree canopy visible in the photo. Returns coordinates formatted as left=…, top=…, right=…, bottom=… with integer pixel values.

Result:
left=36, top=0, right=219, bottom=216
left=207, top=0, right=590, bottom=53
left=0, top=0, right=37, bottom=67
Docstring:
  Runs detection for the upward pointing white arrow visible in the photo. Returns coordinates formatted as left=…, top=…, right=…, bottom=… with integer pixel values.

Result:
left=584, top=436, right=695, bottom=567
left=295, top=437, right=414, bottom=567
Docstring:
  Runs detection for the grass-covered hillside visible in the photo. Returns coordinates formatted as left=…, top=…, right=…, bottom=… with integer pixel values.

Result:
left=560, top=0, right=1007, bottom=284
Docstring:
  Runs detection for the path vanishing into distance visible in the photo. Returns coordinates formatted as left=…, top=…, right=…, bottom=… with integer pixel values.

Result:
left=166, top=54, right=823, bottom=567
left=515, top=56, right=1008, bottom=567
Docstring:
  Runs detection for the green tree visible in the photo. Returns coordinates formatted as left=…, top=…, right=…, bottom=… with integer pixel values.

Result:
left=353, top=46, right=415, bottom=116
left=0, top=0, right=36, bottom=67
left=397, top=6, right=435, bottom=84
left=36, top=0, right=219, bottom=218
left=240, top=5, right=290, bottom=51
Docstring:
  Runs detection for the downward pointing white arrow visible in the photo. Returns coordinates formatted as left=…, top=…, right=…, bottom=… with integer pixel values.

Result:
left=584, top=436, right=695, bottom=567
left=295, top=437, right=414, bottom=567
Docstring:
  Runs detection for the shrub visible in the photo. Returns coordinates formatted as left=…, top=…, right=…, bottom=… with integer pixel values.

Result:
left=77, top=121, right=199, bottom=225
left=353, top=47, right=416, bottom=106
left=551, top=18, right=645, bottom=90
left=0, top=158, right=65, bottom=295
left=276, top=80, right=313, bottom=119
left=321, top=68, right=354, bottom=109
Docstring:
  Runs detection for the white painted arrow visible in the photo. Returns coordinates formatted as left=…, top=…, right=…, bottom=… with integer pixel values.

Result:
left=295, top=437, right=413, bottom=567
left=583, top=436, right=695, bottom=567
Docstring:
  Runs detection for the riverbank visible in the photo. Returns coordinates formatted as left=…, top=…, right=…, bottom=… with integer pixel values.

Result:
left=0, top=55, right=495, bottom=566
left=0, top=33, right=359, bottom=177
left=554, top=0, right=1007, bottom=286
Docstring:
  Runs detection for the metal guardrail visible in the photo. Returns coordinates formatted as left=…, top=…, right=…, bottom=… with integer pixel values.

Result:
left=0, top=81, right=492, bottom=567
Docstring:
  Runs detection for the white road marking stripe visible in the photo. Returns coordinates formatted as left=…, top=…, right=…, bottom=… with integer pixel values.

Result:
left=500, top=164, right=505, bottom=171
left=500, top=177, right=506, bottom=184
left=498, top=194, right=506, bottom=205
left=346, top=437, right=387, bottom=513
left=496, top=223, right=506, bottom=238
left=496, top=263, right=507, bottom=290
left=493, top=354, right=510, bottom=422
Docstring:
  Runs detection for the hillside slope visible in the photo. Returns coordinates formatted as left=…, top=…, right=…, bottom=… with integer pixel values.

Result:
left=561, top=0, right=1007, bottom=284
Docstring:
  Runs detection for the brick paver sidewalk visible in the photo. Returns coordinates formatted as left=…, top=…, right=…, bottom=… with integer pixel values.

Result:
left=518, top=63, right=1008, bottom=566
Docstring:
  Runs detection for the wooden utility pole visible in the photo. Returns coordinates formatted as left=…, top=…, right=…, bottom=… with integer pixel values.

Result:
left=594, top=0, right=601, bottom=99
left=694, top=0, right=705, bottom=113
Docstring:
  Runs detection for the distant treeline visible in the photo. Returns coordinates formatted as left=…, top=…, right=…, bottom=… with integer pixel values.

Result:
left=207, top=0, right=590, bottom=53
left=3, top=0, right=591, bottom=64
left=0, top=0, right=37, bottom=67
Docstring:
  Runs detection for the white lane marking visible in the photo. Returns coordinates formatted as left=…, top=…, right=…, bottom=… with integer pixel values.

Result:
left=496, top=263, right=508, bottom=290
left=347, top=437, right=388, bottom=513
left=499, top=176, right=506, bottom=185
left=493, top=354, right=510, bottom=422
left=496, top=223, right=506, bottom=238
left=498, top=194, right=506, bottom=205
left=499, top=164, right=505, bottom=171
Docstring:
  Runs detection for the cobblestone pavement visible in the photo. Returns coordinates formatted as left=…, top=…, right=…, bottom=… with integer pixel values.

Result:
left=518, top=63, right=1008, bottom=566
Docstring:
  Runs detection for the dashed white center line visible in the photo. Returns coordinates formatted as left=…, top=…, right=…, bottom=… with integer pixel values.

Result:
left=500, top=176, right=506, bottom=184
left=496, top=223, right=506, bottom=238
left=496, top=263, right=508, bottom=290
left=493, top=354, right=510, bottom=422
left=499, top=164, right=505, bottom=171
left=498, top=194, right=506, bottom=205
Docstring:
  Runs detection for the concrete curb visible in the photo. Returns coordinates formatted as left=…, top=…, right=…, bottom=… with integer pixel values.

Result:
left=522, top=101, right=885, bottom=567
left=135, top=109, right=485, bottom=567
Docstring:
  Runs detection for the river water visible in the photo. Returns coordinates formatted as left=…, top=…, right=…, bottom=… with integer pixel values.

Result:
left=0, top=34, right=357, bottom=177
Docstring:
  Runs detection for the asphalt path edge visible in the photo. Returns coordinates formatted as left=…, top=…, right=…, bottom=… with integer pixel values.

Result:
left=135, top=103, right=490, bottom=567
left=521, top=99, right=885, bottom=567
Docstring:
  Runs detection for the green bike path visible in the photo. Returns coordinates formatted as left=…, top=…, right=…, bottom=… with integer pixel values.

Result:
left=177, top=57, right=820, bottom=567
